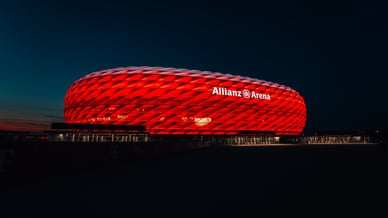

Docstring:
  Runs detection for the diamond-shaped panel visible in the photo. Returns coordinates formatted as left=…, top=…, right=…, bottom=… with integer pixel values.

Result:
left=64, top=67, right=307, bottom=135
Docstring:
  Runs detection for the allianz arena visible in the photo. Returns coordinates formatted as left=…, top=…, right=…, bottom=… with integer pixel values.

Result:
left=64, top=67, right=307, bottom=135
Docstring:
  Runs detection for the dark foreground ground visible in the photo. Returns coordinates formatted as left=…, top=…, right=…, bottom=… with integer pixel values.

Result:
left=1, top=144, right=387, bottom=217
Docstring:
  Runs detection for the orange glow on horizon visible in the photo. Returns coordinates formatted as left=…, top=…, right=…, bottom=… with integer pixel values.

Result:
left=0, top=115, right=54, bottom=132
left=0, top=123, right=48, bottom=132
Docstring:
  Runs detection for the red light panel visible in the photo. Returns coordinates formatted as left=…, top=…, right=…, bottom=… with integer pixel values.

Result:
left=64, top=67, right=307, bottom=135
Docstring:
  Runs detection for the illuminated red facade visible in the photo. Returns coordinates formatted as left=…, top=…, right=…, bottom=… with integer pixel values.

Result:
left=64, top=67, right=306, bottom=135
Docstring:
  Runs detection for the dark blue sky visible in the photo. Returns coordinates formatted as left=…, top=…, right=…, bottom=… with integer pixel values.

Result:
left=0, top=0, right=387, bottom=132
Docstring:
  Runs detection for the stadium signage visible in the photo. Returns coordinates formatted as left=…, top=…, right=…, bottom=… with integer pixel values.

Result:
left=212, top=87, right=271, bottom=100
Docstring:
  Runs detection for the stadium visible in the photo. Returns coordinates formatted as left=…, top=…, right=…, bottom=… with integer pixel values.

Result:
left=62, top=66, right=306, bottom=137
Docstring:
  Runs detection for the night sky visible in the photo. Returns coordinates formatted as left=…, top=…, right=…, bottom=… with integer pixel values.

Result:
left=0, top=0, right=387, bottom=133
